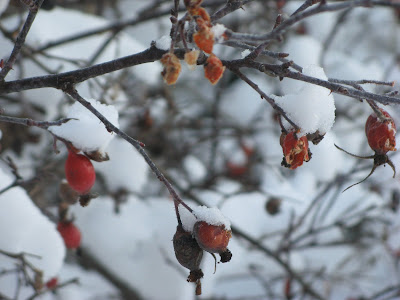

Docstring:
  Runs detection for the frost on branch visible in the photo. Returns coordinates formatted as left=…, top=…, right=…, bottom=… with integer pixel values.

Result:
left=49, top=98, right=119, bottom=153
left=274, top=65, right=336, bottom=137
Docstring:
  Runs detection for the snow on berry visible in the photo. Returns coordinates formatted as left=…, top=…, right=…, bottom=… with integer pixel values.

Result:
left=192, top=206, right=231, bottom=230
left=273, top=65, right=335, bottom=136
left=365, top=108, right=396, bottom=154
left=57, top=221, right=82, bottom=249
left=280, top=131, right=310, bottom=169
left=65, top=150, right=96, bottom=194
left=49, top=98, right=119, bottom=153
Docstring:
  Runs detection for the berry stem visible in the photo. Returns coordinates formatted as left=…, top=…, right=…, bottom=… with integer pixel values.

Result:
left=63, top=86, right=194, bottom=219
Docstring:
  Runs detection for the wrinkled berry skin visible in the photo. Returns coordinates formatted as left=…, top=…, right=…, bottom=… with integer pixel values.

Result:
left=365, top=109, right=396, bottom=154
left=65, top=151, right=96, bottom=194
left=193, top=221, right=231, bottom=253
left=57, top=222, right=81, bottom=249
left=280, top=132, right=310, bottom=169
left=173, top=225, right=203, bottom=271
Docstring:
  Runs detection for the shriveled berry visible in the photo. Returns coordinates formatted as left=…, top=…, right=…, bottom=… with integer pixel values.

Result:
left=193, top=221, right=231, bottom=253
left=280, top=131, right=310, bottom=169
left=204, top=54, right=225, bottom=85
left=173, top=225, right=203, bottom=271
left=365, top=108, right=396, bottom=154
left=57, top=221, right=81, bottom=249
left=65, top=151, right=96, bottom=194
left=265, top=197, right=282, bottom=215
left=161, top=53, right=181, bottom=85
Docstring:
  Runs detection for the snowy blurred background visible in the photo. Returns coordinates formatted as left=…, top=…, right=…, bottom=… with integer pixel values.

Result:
left=1, top=0, right=400, bottom=299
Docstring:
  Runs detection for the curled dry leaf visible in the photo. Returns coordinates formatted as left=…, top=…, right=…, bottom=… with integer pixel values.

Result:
left=161, top=53, right=181, bottom=85
left=204, top=54, right=225, bottom=85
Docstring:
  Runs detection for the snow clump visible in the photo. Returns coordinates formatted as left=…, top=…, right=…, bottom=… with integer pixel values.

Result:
left=49, top=98, right=119, bottom=152
left=273, top=65, right=335, bottom=136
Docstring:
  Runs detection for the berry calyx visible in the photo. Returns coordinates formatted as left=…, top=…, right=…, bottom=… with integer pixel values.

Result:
left=280, top=131, right=311, bottom=169
left=57, top=221, right=81, bottom=249
left=46, top=277, right=58, bottom=289
left=65, top=150, right=96, bottom=194
left=193, top=221, right=231, bottom=254
left=204, top=54, right=225, bottom=85
left=365, top=108, right=396, bottom=154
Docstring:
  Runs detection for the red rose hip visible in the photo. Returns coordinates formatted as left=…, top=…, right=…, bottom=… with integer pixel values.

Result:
left=57, top=221, right=81, bottom=249
left=193, top=221, right=231, bottom=253
left=280, top=132, right=310, bottom=169
left=365, top=108, right=396, bottom=154
left=65, top=150, right=96, bottom=194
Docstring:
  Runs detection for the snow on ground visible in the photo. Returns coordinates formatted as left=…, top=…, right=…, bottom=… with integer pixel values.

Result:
left=0, top=164, right=65, bottom=298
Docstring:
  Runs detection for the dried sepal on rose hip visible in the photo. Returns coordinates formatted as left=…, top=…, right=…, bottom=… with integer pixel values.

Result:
left=204, top=54, right=225, bottom=85
left=280, top=131, right=311, bottom=169
left=335, top=107, right=397, bottom=191
left=160, top=53, right=181, bottom=85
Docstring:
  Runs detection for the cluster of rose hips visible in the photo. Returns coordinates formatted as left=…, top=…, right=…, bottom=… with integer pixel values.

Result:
left=280, top=107, right=397, bottom=189
left=173, top=214, right=232, bottom=295
left=160, top=0, right=225, bottom=85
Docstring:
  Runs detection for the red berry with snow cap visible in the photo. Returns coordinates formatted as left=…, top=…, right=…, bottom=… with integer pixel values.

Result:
left=365, top=108, right=396, bottom=154
left=57, top=221, right=81, bottom=249
left=65, top=150, right=96, bottom=194
left=280, top=131, right=310, bottom=169
left=193, top=221, right=231, bottom=254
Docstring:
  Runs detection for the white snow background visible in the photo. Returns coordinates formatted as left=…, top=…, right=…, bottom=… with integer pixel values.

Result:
left=0, top=1, right=399, bottom=300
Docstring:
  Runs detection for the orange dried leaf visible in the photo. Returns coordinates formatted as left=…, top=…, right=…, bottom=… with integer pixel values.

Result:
left=160, top=53, right=181, bottom=85
left=204, top=54, right=225, bottom=85
left=184, top=50, right=200, bottom=70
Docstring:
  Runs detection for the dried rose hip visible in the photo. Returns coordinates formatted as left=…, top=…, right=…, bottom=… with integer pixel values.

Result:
left=280, top=131, right=310, bottom=169
left=335, top=108, right=397, bottom=191
left=173, top=225, right=203, bottom=271
left=365, top=108, right=396, bottom=154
